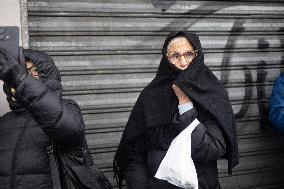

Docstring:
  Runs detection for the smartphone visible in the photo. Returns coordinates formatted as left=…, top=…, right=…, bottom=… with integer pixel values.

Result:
left=0, top=26, right=20, bottom=61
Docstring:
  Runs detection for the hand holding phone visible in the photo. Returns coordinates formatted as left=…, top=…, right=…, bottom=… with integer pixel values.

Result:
left=0, top=48, right=26, bottom=87
left=0, top=26, right=26, bottom=87
left=0, top=26, right=20, bottom=61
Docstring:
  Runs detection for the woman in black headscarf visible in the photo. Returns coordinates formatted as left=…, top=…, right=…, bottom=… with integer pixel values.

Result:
left=114, top=31, right=239, bottom=189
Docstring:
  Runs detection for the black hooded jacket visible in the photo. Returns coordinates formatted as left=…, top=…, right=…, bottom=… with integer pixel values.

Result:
left=114, top=31, right=239, bottom=189
left=0, top=49, right=85, bottom=189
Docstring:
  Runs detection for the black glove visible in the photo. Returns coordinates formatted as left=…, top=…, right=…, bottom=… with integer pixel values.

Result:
left=0, top=48, right=27, bottom=87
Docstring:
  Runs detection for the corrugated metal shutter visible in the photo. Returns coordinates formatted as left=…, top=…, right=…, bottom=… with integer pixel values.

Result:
left=27, top=0, right=284, bottom=188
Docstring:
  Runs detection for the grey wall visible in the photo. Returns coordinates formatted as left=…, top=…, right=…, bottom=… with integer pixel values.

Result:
left=27, top=0, right=284, bottom=188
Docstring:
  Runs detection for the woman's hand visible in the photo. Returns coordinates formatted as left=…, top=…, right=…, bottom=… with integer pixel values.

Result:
left=172, top=84, right=192, bottom=104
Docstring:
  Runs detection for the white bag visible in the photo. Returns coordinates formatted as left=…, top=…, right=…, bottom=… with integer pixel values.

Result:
left=154, top=119, right=200, bottom=189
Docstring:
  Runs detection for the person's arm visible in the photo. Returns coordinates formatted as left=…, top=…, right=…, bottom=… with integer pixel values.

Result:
left=15, top=75, right=84, bottom=143
left=178, top=109, right=226, bottom=163
left=172, top=84, right=226, bottom=163
left=269, top=74, right=284, bottom=132
left=0, top=49, right=84, bottom=144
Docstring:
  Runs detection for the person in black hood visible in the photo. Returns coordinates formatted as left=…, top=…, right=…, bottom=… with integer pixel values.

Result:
left=0, top=48, right=85, bottom=189
left=113, top=31, right=239, bottom=189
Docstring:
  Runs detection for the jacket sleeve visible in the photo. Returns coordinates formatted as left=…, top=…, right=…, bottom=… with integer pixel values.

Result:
left=15, top=75, right=84, bottom=143
left=269, top=74, right=284, bottom=132
left=176, top=108, right=226, bottom=163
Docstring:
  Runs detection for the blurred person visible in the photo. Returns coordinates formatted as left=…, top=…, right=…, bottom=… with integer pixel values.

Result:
left=269, top=73, right=284, bottom=132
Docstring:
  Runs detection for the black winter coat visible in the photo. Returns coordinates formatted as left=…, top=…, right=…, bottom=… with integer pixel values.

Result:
left=0, top=49, right=85, bottom=189
left=124, top=107, right=226, bottom=189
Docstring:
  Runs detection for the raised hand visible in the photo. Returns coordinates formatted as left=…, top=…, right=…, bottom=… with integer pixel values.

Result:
left=172, top=84, right=192, bottom=105
left=0, top=48, right=26, bottom=87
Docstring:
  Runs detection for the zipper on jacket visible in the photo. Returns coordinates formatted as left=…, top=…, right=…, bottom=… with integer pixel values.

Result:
left=10, top=119, right=28, bottom=189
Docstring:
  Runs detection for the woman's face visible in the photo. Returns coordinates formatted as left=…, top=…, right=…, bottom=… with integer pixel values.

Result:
left=166, top=37, right=197, bottom=70
left=26, top=61, right=39, bottom=79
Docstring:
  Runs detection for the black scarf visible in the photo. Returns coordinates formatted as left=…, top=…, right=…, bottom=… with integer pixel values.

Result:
left=114, top=31, right=239, bottom=187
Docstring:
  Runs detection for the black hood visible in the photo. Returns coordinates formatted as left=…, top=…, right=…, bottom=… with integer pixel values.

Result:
left=3, top=49, right=63, bottom=111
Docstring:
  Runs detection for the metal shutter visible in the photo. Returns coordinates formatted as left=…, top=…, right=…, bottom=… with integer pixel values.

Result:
left=27, top=0, right=284, bottom=188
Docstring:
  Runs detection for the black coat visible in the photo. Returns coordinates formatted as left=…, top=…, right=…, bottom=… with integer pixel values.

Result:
left=123, top=108, right=226, bottom=189
left=0, top=49, right=85, bottom=189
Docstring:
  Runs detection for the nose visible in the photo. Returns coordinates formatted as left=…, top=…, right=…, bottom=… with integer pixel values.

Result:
left=179, top=56, right=187, bottom=67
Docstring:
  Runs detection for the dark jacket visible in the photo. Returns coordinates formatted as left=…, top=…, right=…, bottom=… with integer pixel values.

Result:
left=269, top=73, right=284, bottom=132
left=0, top=49, right=84, bottom=189
left=124, top=107, right=226, bottom=189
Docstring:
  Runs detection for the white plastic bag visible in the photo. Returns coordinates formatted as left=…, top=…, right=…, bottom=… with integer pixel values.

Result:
left=155, top=118, right=200, bottom=189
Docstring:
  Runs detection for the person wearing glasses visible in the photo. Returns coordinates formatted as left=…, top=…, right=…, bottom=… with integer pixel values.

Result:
left=114, top=31, right=239, bottom=189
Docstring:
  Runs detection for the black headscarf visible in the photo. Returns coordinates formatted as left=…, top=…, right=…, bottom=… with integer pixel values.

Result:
left=114, top=31, right=239, bottom=187
left=3, top=49, right=63, bottom=112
